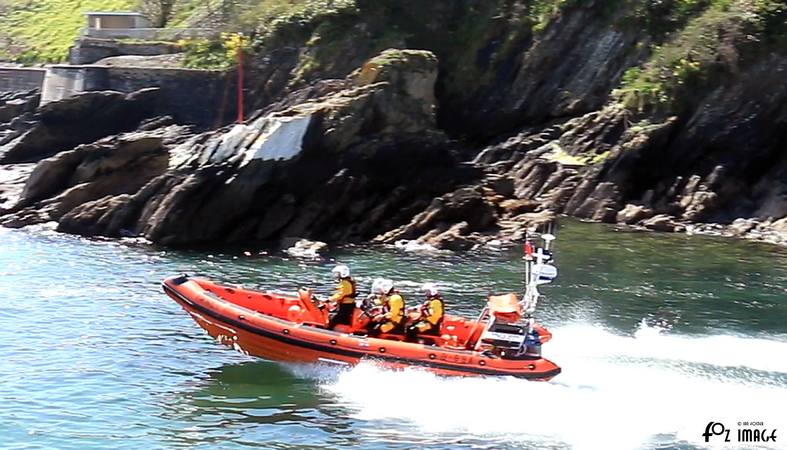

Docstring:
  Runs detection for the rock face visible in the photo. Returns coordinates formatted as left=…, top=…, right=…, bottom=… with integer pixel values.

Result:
left=376, top=186, right=499, bottom=250
left=1, top=128, right=178, bottom=229
left=642, top=215, right=685, bottom=233
left=1, top=1, right=786, bottom=250
left=616, top=204, right=654, bottom=225
left=0, top=89, right=160, bottom=164
left=0, top=89, right=39, bottom=124
left=3, top=50, right=481, bottom=247
left=441, top=2, right=648, bottom=137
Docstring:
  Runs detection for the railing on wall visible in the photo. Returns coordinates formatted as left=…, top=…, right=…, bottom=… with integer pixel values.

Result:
left=81, top=27, right=218, bottom=40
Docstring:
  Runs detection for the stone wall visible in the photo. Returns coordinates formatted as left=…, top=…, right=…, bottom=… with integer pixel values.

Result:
left=69, top=38, right=181, bottom=65
left=41, top=64, right=236, bottom=126
left=78, top=28, right=217, bottom=41
left=40, top=66, right=89, bottom=103
left=0, top=67, right=46, bottom=93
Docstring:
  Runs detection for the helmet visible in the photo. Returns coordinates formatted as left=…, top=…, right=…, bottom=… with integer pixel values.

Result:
left=377, top=278, right=394, bottom=295
left=370, top=278, right=385, bottom=294
left=421, top=282, right=439, bottom=298
left=331, top=264, right=350, bottom=279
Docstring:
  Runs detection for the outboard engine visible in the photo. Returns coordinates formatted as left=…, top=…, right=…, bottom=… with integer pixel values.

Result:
left=478, top=319, right=542, bottom=359
left=475, top=294, right=545, bottom=359
left=478, top=320, right=525, bottom=357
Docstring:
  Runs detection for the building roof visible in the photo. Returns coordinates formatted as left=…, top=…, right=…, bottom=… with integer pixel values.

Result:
left=83, top=11, right=145, bottom=17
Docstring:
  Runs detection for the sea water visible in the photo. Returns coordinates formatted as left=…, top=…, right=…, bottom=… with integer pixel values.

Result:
left=0, top=221, right=785, bottom=449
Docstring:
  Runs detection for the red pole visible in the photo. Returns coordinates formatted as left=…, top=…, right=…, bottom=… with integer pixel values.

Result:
left=236, top=45, right=244, bottom=123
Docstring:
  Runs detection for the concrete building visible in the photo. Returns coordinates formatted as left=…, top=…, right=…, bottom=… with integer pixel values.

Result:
left=82, top=12, right=151, bottom=39
left=79, top=12, right=214, bottom=41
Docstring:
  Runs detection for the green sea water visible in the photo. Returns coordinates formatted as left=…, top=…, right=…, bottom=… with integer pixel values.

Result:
left=0, top=221, right=785, bottom=449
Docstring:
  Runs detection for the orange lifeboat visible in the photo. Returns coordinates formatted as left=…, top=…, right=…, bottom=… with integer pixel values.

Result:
left=162, top=275, right=561, bottom=380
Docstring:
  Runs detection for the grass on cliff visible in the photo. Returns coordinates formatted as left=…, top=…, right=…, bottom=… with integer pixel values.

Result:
left=616, top=0, right=786, bottom=113
left=182, top=1, right=585, bottom=82
left=178, top=0, right=357, bottom=69
left=0, top=0, right=345, bottom=65
left=0, top=0, right=136, bottom=63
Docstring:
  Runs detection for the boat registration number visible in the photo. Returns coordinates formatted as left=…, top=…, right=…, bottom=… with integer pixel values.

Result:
left=481, top=331, right=525, bottom=344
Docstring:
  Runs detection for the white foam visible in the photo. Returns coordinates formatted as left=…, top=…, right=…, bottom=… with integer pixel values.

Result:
left=551, top=321, right=787, bottom=375
left=394, top=239, right=441, bottom=253
left=315, top=322, right=787, bottom=449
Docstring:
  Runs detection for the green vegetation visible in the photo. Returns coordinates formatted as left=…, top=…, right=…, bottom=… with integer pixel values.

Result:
left=548, top=145, right=610, bottom=166
left=177, top=0, right=358, bottom=72
left=613, top=0, right=716, bottom=37
left=531, top=0, right=577, bottom=32
left=615, top=0, right=786, bottom=113
left=0, top=0, right=136, bottom=62
left=180, top=32, right=249, bottom=69
left=0, top=0, right=352, bottom=65
left=243, top=0, right=356, bottom=38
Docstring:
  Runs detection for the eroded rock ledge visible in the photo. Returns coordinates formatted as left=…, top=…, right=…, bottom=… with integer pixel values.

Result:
left=0, top=50, right=484, bottom=248
left=0, top=38, right=785, bottom=250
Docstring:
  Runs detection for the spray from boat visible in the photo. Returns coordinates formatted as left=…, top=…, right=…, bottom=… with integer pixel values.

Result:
left=314, top=321, right=787, bottom=449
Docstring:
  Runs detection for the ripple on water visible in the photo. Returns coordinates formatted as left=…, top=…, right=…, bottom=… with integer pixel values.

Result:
left=0, top=222, right=786, bottom=449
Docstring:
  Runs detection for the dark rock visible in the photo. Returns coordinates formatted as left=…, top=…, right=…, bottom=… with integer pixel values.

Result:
left=571, top=181, right=621, bottom=219
left=593, top=207, right=619, bottom=223
left=2, top=131, right=168, bottom=230
left=11, top=49, right=481, bottom=246
left=499, top=199, right=539, bottom=216
left=376, top=186, right=498, bottom=247
left=0, top=163, right=35, bottom=210
left=420, top=221, right=475, bottom=251
left=0, top=89, right=160, bottom=164
left=0, top=90, right=40, bottom=123
left=3, top=4, right=787, bottom=250
left=485, top=175, right=516, bottom=198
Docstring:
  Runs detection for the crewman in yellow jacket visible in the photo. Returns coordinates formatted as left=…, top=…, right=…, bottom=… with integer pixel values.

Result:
left=406, top=283, right=444, bottom=341
left=327, top=264, right=357, bottom=329
left=367, top=279, right=405, bottom=336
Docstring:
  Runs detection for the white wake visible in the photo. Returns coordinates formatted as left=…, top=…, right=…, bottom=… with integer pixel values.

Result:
left=313, top=322, right=787, bottom=449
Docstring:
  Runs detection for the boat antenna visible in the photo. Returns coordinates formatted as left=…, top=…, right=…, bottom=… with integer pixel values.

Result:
left=521, top=221, right=558, bottom=316
left=522, top=227, right=535, bottom=316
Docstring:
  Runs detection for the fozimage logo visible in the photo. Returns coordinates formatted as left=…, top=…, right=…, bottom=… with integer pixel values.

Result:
left=703, top=421, right=778, bottom=443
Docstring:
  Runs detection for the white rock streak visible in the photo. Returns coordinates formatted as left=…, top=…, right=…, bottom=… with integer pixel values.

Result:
left=241, top=114, right=311, bottom=166
left=210, top=123, right=249, bottom=163
left=172, top=114, right=312, bottom=168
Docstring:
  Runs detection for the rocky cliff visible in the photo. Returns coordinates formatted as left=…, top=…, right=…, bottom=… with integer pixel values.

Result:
left=1, top=50, right=479, bottom=247
left=0, top=0, right=785, bottom=249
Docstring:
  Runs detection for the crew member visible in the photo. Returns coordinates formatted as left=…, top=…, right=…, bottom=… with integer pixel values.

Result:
left=406, top=283, right=444, bottom=341
left=327, top=264, right=357, bottom=329
left=367, top=279, right=405, bottom=336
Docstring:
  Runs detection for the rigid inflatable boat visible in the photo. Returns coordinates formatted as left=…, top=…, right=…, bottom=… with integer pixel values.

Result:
left=163, top=271, right=561, bottom=380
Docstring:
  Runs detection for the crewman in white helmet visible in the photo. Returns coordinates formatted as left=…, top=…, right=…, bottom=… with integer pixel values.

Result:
left=405, top=283, right=445, bottom=341
left=326, top=264, right=357, bottom=329
left=365, top=278, right=405, bottom=336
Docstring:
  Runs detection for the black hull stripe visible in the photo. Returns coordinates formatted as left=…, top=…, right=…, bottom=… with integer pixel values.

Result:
left=163, top=283, right=561, bottom=380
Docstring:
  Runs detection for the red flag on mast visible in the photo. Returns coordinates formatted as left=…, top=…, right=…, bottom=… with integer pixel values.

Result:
left=524, top=241, right=533, bottom=257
